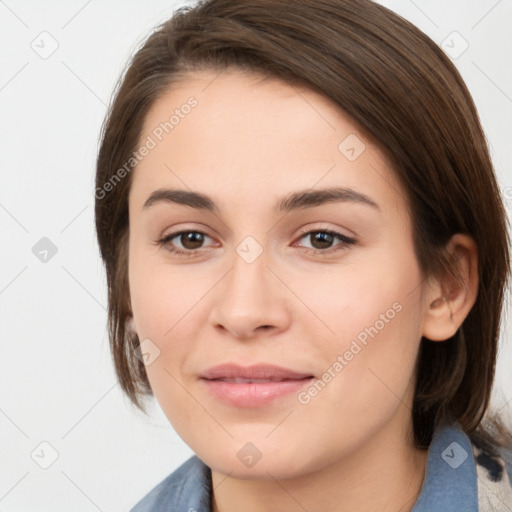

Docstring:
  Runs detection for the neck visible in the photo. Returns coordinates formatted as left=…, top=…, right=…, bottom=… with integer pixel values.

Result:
left=210, top=413, right=428, bottom=512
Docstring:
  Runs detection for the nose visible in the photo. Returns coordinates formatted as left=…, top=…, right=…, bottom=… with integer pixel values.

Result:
left=208, top=243, right=291, bottom=340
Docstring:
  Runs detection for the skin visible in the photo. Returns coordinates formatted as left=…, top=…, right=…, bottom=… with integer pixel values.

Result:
left=127, top=69, right=478, bottom=512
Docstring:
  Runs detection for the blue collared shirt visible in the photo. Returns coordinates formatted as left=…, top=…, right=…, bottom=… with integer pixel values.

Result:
left=131, top=421, right=511, bottom=511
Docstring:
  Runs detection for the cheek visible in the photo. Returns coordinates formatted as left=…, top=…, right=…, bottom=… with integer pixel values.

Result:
left=296, top=248, right=424, bottom=402
left=127, top=253, right=194, bottom=407
left=292, top=296, right=422, bottom=460
left=128, top=244, right=208, bottom=340
left=292, top=248, right=422, bottom=348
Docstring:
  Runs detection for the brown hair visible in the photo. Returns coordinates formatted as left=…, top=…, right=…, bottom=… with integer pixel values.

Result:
left=95, top=0, right=511, bottom=450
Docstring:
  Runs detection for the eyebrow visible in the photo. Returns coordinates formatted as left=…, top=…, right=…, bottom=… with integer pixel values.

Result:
left=142, top=186, right=380, bottom=213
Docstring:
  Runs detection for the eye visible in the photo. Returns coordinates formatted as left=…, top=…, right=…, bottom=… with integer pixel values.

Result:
left=295, top=229, right=356, bottom=255
left=157, top=230, right=214, bottom=257
left=156, top=228, right=356, bottom=257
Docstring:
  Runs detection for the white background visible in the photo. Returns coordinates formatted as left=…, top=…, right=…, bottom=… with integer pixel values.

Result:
left=1, top=0, right=511, bottom=510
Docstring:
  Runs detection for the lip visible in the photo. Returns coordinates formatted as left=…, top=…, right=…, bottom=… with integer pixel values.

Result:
left=199, top=363, right=314, bottom=407
left=200, top=363, right=313, bottom=380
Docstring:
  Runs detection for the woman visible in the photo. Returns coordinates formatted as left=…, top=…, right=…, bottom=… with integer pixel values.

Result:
left=94, top=0, right=512, bottom=510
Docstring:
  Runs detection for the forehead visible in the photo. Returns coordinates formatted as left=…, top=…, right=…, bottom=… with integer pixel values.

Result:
left=129, top=70, right=407, bottom=219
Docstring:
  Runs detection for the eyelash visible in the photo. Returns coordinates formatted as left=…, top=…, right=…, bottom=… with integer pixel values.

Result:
left=156, top=228, right=356, bottom=258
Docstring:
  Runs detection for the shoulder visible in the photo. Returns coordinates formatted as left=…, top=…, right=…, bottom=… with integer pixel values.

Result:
left=130, top=455, right=212, bottom=512
left=470, top=439, right=512, bottom=511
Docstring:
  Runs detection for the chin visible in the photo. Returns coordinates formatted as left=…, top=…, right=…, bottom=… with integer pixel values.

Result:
left=198, top=441, right=323, bottom=481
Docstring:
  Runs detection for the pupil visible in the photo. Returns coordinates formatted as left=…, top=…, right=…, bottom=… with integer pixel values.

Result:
left=312, top=232, right=333, bottom=249
left=182, top=232, right=203, bottom=249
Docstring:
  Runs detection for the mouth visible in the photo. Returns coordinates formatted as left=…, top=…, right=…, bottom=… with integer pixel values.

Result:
left=199, top=363, right=315, bottom=407
left=200, top=362, right=314, bottom=381
left=211, top=377, right=306, bottom=383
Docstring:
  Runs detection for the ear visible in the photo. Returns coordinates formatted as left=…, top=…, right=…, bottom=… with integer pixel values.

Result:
left=421, top=233, right=479, bottom=342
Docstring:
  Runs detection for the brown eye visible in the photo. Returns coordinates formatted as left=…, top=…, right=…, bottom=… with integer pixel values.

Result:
left=177, top=232, right=205, bottom=250
left=297, top=229, right=356, bottom=254
left=158, top=230, right=214, bottom=256
left=309, top=232, right=335, bottom=250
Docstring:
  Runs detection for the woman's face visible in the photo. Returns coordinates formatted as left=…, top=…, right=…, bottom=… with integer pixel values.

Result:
left=127, top=70, right=429, bottom=478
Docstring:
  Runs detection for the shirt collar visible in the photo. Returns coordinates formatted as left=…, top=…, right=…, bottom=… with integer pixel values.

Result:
left=411, top=420, right=478, bottom=511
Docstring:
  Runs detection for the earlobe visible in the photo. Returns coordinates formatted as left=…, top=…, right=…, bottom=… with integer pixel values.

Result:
left=126, top=315, right=137, bottom=335
left=421, top=234, right=478, bottom=342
